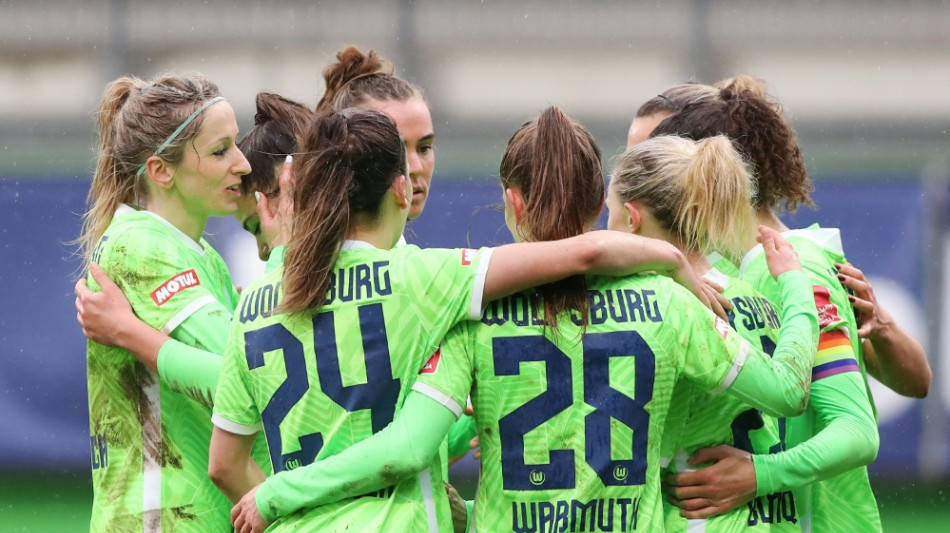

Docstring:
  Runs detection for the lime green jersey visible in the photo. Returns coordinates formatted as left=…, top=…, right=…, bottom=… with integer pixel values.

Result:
left=708, top=251, right=740, bottom=278
left=416, top=274, right=751, bottom=532
left=86, top=206, right=239, bottom=532
left=661, top=268, right=800, bottom=533
left=213, top=241, right=492, bottom=532
left=739, top=225, right=881, bottom=532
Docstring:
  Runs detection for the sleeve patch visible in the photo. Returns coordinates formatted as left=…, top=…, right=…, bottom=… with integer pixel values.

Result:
left=150, top=269, right=201, bottom=306
left=461, top=248, right=477, bottom=266
left=420, top=348, right=442, bottom=375
left=812, top=284, right=841, bottom=329
left=714, top=316, right=730, bottom=339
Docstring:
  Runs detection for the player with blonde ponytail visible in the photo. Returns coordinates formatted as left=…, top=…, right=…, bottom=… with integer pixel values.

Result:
left=609, top=134, right=805, bottom=532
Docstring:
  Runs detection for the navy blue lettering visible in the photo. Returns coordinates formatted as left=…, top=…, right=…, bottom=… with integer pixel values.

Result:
left=588, top=290, right=608, bottom=325
left=512, top=293, right=530, bottom=327
left=605, top=290, right=628, bottom=322
left=624, top=290, right=645, bottom=322
left=354, top=264, right=372, bottom=300
left=642, top=290, right=662, bottom=322
left=512, top=501, right=538, bottom=533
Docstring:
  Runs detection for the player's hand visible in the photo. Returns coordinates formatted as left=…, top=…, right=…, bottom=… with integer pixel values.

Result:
left=701, top=278, right=734, bottom=320
left=835, top=262, right=890, bottom=338
left=758, top=226, right=801, bottom=279
left=663, top=445, right=756, bottom=519
left=75, top=263, right=134, bottom=346
left=276, top=154, right=296, bottom=244
left=231, top=485, right=269, bottom=533
left=444, top=481, right=468, bottom=533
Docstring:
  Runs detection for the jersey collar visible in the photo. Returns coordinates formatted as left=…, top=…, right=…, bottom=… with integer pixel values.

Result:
left=341, top=239, right=378, bottom=250
left=115, top=204, right=206, bottom=255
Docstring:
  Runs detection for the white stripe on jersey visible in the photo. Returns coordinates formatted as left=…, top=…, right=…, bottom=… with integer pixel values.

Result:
left=211, top=413, right=262, bottom=435
left=417, top=467, right=439, bottom=533
left=714, top=339, right=751, bottom=394
left=142, top=370, right=162, bottom=532
left=469, top=248, right=494, bottom=319
left=161, top=295, right=216, bottom=335
left=412, top=382, right=464, bottom=418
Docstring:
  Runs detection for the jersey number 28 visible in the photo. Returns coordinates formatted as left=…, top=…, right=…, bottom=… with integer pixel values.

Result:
left=494, top=330, right=655, bottom=490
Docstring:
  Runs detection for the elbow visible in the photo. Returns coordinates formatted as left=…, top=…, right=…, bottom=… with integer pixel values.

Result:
left=208, top=459, right=232, bottom=491
left=907, top=370, right=932, bottom=399
left=857, top=427, right=880, bottom=467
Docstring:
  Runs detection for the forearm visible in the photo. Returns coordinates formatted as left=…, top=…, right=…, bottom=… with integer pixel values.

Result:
left=484, top=231, right=684, bottom=301
left=157, top=306, right=231, bottom=406
left=209, top=427, right=262, bottom=503
left=863, top=327, right=931, bottom=398
left=255, top=391, right=456, bottom=522
left=753, top=374, right=879, bottom=495
left=727, top=270, right=818, bottom=417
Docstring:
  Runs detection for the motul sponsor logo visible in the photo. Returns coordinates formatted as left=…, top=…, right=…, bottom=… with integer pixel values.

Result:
left=151, top=270, right=200, bottom=305
left=461, top=249, right=477, bottom=266
left=420, top=349, right=442, bottom=375
left=812, top=285, right=841, bottom=328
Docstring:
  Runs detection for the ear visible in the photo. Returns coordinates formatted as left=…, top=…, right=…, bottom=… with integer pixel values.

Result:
left=145, top=156, right=175, bottom=190
left=623, top=201, right=643, bottom=233
left=505, top=187, right=526, bottom=225
left=391, top=175, right=411, bottom=209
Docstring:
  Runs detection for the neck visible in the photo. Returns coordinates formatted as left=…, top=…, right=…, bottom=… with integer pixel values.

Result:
left=347, top=212, right=405, bottom=250
left=756, top=209, right=789, bottom=233
left=685, top=249, right=712, bottom=277
left=146, top=198, right=207, bottom=243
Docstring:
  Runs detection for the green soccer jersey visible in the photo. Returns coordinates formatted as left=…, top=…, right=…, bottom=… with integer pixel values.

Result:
left=707, top=251, right=740, bottom=278
left=661, top=268, right=800, bottom=533
left=213, top=241, right=492, bottom=532
left=415, top=274, right=761, bottom=533
left=739, top=225, right=881, bottom=532
left=86, top=206, right=241, bottom=532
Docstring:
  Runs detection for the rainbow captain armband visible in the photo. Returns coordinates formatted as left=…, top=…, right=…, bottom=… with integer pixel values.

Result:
left=812, top=329, right=860, bottom=381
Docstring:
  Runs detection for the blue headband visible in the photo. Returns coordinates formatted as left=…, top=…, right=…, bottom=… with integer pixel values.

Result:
left=135, top=96, right=226, bottom=178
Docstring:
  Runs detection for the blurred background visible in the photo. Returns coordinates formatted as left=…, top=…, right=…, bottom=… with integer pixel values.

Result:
left=1, top=0, right=948, bottom=530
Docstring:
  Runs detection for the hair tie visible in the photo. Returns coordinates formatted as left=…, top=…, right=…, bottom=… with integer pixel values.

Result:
left=135, top=96, right=225, bottom=178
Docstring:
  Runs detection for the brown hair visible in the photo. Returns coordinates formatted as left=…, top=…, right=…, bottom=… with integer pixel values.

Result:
left=281, top=108, right=407, bottom=314
left=77, top=73, right=220, bottom=271
left=652, top=89, right=813, bottom=213
left=635, top=82, right=719, bottom=119
left=315, top=46, right=422, bottom=113
left=612, top=135, right=757, bottom=262
left=238, top=92, right=314, bottom=198
left=500, top=106, right=604, bottom=330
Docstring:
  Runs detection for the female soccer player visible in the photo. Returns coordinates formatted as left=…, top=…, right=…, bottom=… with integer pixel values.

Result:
left=626, top=82, right=719, bottom=148
left=652, top=89, right=929, bottom=532
left=77, top=73, right=268, bottom=532
left=234, top=91, right=314, bottom=264
left=207, top=106, right=740, bottom=532
left=317, top=45, right=435, bottom=224
left=76, top=91, right=304, bottom=385
left=220, top=107, right=819, bottom=533
left=609, top=134, right=802, bottom=532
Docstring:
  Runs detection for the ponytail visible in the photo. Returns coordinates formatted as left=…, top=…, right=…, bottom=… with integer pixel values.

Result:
left=238, top=92, right=313, bottom=197
left=500, top=106, right=603, bottom=331
left=679, top=136, right=757, bottom=260
left=281, top=108, right=406, bottom=314
left=77, top=77, right=148, bottom=272
left=612, top=135, right=756, bottom=263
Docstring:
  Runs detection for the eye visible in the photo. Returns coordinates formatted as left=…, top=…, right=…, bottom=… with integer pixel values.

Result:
left=418, top=144, right=433, bottom=155
left=212, top=146, right=228, bottom=157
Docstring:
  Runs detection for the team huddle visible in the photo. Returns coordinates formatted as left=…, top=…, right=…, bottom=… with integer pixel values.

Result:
left=74, top=45, right=931, bottom=533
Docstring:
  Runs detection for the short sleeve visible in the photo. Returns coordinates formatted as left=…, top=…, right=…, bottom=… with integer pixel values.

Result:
left=212, top=311, right=262, bottom=435
left=398, top=247, right=494, bottom=332
left=99, top=227, right=231, bottom=335
left=412, top=322, right=476, bottom=418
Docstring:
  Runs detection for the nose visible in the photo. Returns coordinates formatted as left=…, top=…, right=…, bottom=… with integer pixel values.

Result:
left=407, top=150, right=422, bottom=179
left=234, top=149, right=252, bottom=176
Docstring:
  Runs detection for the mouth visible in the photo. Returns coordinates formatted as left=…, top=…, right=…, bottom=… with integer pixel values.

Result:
left=412, top=188, right=426, bottom=200
left=226, top=184, right=241, bottom=195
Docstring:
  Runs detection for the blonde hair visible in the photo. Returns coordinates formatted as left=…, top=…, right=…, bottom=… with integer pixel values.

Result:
left=77, top=73, right=220, bottom=271
left=612, top=135, right=757, bottom=262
